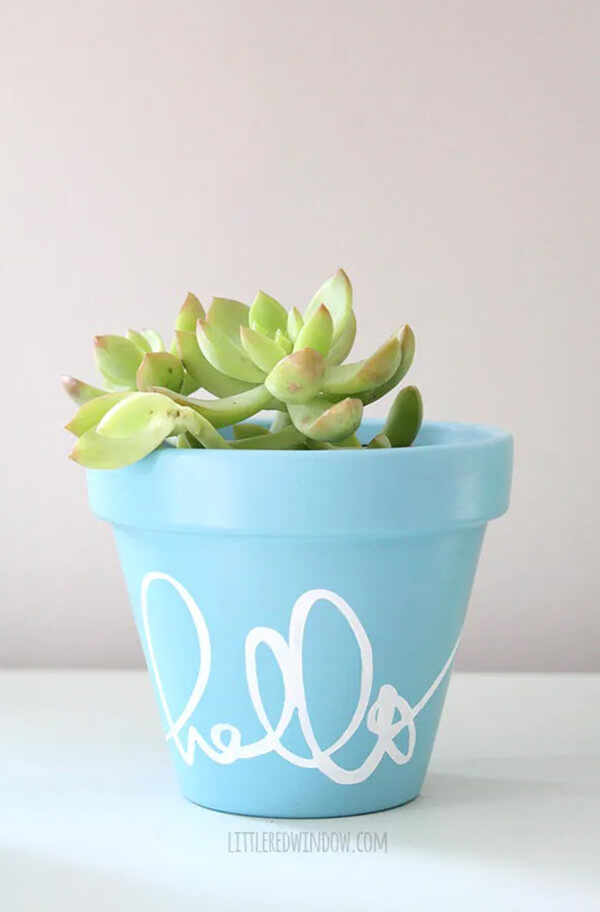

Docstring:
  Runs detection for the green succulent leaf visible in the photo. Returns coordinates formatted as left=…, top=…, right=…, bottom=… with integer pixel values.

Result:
left=338, top=434, right=362, bottom=447
left=303, top=438, right=335, bottom=450
left=179, top=370, right=200, bottom=396
left=240, top=326, right=287, bottom=373
left=383, top=385, right=423, bottom=447
left=304, top=433, right=362, bottom=450
left=360, top=325, right=416, bottom=405
left=175, top=330, right=254, bottom=397
left=293, top=304, right=334, bottom=357
left=136, top=352, right=184, bottom=392
left=94, top=335, right=144, bottom=388
left=367, top=433, right=392, bottom=449
left=206, top=297, right=249, bottom=348
left=197, top=320, right=266, bottom=383
left=230, top=425, right=305, bottom=450
left=232, top=422, right=270, bottom=440
left=178, top=407, right=229, bottom=449
left=287, top=307, right=304, bottom=343
left=304, top=269, right=352, bottom=346
left=288, top=396, right=363, bottom=442
left=61, top=376, right=106, bottom=406
left=96, top=391, right=177, bottom=439
left=170, top=294, right=205, bottom=357
left=175, top=292, right=205, bottom=332
left=327, top=309, right=356, bottom=365
left=149, top=383, right=274, bottom=428
left=265, top=349, right=326, bottom=404
left=270, top=411, right=291, bottom=433
left=126, top=329, right=153, bottom=353
left=397, top=324, right=416, bottom=379
left=322, top=334, right=401, bottom=396
left=70, top=392, right=177, bottom=467
left=65, top=391, right=132, bottom=437
left=275, top=329, right=292, bottom=354
left=70, top=424, right=172, bottom=469
left=140, top=329, right=165, bottom=352
left=65, top=271, right=422, bottom=466
left=249, top=291, right=287, bottom=339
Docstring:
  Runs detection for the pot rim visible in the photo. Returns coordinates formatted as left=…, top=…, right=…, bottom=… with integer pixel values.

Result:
left=86, top=419, right=513, bottom=536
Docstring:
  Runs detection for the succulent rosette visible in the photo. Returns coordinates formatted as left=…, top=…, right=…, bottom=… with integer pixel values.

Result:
left=63, top=270, right=423, bottom=467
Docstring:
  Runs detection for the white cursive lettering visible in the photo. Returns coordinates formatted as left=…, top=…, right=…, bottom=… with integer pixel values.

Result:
left=141, top=572, right=459, bottom=785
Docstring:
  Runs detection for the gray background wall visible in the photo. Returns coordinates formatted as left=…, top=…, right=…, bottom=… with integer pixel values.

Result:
left=2, top=0, right=598, bottom=670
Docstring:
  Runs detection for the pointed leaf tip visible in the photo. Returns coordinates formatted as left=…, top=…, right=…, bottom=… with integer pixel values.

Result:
left=249, top=290, right=287, bottom=339
left=61, top=376, right=106, bottom=405
left=287, top=307, right=304, bottom=344
left=322, top=334, right=401, bottom=396
left=70, top=422, right=173, bottom=469
left=93, top=334, right=144, bottom=388
left=206, top=297, right=249, bottom=348
left=359, top=325, right=416, bottom=406
left=293, top=303, right=334, bottom=356
left=175, top=292, right=205, bottom=332
left=304, top=269, right=353, bottom=347
left=65, top=391, right=131, bottom=437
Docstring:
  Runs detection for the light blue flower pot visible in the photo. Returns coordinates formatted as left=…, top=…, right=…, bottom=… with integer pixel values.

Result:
left=87, top=419, right=512, bottom=818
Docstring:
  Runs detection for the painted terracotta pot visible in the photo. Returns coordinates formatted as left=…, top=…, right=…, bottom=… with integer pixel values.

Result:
left=87, top=419, right=512, bottom=817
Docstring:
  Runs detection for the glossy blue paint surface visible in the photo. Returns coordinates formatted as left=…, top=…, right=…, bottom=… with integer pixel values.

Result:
left=88, top=420, right=512, bottom=817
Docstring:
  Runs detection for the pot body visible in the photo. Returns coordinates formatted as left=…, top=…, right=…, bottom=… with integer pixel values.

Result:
left=88, top=420, right=512, bottom=817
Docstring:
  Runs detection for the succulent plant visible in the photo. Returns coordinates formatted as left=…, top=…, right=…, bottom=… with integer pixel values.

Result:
left=63, top=270, right=423, bottom=467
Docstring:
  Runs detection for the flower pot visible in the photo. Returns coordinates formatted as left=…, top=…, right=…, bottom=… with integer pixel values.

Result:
left=87, top=419, right=512, bottom=818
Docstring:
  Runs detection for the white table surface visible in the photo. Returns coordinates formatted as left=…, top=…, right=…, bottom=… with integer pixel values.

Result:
left=1, top=671, right=598, bottom=911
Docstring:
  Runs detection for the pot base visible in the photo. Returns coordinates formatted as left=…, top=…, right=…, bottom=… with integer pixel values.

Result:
left=181, top=790, right=421, bottom=819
